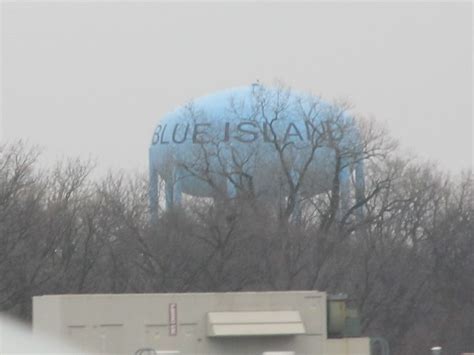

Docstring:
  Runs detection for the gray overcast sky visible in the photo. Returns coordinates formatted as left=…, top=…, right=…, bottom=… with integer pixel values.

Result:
left=1, top=1, right=472, bottom=174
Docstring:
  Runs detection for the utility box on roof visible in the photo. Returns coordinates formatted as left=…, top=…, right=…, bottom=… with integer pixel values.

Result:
left=33, top=291, right=371, bottom=355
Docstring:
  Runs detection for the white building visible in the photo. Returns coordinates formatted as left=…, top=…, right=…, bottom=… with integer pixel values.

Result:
left=33, top=291, right=373, bottom=355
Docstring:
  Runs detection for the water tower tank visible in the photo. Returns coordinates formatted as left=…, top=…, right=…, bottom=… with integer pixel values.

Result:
left=149, top=84, right=365, bottom=214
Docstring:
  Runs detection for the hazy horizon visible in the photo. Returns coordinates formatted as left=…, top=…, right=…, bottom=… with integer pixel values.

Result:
left=2, top=2, right=472, bottom=174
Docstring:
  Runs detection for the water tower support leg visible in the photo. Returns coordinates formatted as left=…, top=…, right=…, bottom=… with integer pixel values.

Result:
left=173, top=169, right=183, bottom=205
left=355, top=160, right=365, bottom=221
left=149, top=163, right=159, bottom=218
left=290, top=170, right=302, bottom=222
left=339, top=165, right=351, bottom=218
left=165, top=181, right=174, bottom=209
left=226, top=175, right=237, bottom=199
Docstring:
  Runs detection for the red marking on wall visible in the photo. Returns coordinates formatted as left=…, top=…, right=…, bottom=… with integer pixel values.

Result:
left=169, top=303, right=177, bottom=336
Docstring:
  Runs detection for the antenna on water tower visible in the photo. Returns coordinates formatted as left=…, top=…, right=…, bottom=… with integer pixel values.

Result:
left=251, top=79, right=260, bottom=93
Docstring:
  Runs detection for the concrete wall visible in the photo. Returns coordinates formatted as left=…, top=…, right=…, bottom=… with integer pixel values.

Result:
left=33, top=291, right=371, bottom=355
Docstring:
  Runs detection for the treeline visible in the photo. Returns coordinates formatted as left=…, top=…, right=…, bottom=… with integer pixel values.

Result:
left=0, top=141, right=472, bottom=355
